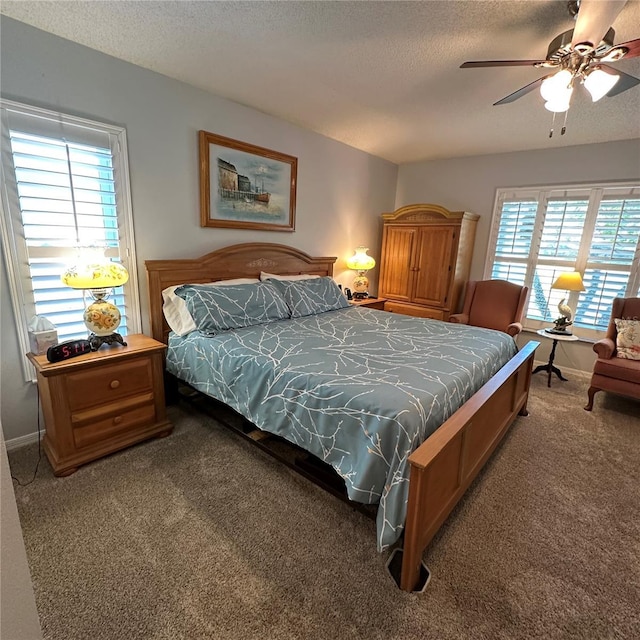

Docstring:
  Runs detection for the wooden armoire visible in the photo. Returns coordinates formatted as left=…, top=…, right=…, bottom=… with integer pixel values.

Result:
left=378, top=204, right=479, bottom=320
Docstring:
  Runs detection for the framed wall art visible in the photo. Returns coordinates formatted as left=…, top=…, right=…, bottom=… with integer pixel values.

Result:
left=199, top=130, right=297, bottom=231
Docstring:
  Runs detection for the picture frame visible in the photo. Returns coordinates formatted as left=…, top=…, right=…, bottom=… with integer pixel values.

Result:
left=199, top=130, right=297, bottom=231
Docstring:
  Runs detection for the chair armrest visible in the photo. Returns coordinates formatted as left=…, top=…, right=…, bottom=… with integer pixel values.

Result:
left=593, top=338, right=615, bottom=359
left=449, top=313, right=469, bottom=325
left=506, top=322, right=522, bottom=338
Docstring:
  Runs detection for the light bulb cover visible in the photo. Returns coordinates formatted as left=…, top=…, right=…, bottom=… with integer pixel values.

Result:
left=346, top=246, right=375, bottom=273
left=540, top=69, right=573, bottom=101
left=61, top=261, right=129, bottom=290
left=584, top=67, right=620, bottom=102
left=544, top=99, right=571, bottom=113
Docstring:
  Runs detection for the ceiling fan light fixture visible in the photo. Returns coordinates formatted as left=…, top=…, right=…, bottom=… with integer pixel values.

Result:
left=544, top=98, right=571, bottom=113
left=540, top=69, right=573, bottom=102
left=584, top=66, right=620, bottom=101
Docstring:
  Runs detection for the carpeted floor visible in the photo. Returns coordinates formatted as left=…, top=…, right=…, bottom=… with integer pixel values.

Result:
left=8, top=372, right=640, bottom=640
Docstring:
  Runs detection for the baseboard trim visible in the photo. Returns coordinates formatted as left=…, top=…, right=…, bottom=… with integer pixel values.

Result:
left=5, top=431, right=43, bottom=452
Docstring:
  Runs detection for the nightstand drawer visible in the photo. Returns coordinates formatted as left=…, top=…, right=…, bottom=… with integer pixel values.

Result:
left=73, top=400, right=157, bottom=449
left=384, top=301, right=445, bottom=320
left=66, top=358, right=153, bottom=411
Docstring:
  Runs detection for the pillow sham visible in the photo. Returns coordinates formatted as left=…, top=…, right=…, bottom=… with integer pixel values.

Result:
left=162, top=278, right=260, bottom=336
left=614, top=318, right=640, bottom=360
left=174, top=281, right=290, bottom=335
left=260, top=271, right=320, bottom=282
left=269, top=276, right=350, bottom=318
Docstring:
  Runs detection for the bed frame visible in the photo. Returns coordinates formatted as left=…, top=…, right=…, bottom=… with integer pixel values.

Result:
left=145, top=242, right=539, bottom=592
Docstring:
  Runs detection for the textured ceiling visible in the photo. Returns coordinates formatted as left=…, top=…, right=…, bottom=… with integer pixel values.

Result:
left=2, top=0, right=640, bottom=164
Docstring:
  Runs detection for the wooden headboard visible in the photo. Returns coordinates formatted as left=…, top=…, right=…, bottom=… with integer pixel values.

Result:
left=145, top=243, right=337, bottom=344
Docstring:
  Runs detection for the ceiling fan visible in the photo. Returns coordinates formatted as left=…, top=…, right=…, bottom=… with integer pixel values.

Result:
left=461, top=0, right=640, bottom=119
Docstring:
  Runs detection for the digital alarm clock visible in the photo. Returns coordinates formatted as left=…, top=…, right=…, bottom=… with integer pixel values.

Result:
left=46, top=339, right=92, bottom=363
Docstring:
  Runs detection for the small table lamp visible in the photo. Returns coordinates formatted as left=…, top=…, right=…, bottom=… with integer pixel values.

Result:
left=61, top=259, right=129, bottom=350
left=549, top=271, right=585, bottom=335
left=346, top=246, right=375, bottom=299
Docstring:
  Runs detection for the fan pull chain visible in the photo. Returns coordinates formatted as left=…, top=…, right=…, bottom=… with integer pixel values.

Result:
left=549, top=111, right=557, bottom=138
left=561, top=109, right=569, bottom=135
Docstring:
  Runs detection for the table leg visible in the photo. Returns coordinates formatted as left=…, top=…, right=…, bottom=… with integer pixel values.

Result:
left=532, top=339, right=568, bottom=387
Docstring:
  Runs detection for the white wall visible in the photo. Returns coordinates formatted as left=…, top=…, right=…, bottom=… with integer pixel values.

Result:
left=396, top=139, right=640, bottom=374
left=0, top=18, right=398, bottom=442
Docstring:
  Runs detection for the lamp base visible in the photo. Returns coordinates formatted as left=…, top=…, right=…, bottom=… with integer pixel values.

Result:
left=552, top=315, right=573, bottom=333
left=88, top=332, right=128, bottom=351
left=545, top=327, right=573, bottom=336
left=352, top=292, right=369, bottom=300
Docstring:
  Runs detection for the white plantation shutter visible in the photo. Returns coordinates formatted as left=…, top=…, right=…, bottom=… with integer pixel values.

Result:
left=490, top=197, right=537, bottom=286
left=486, top=184, right=640, bottom=337
left=577, top=194, right=640, bottom=327
left=1, top=99, right=140, bottom=380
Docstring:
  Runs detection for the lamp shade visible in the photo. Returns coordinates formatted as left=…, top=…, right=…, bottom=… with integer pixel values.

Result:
left=346, top=247, right=375, bottom=272
left=584, top=67, right=620, bottom=102
left=61, top=262, right=129, bottom=290
left=551, top=271, right=585, bottom=292
left=540, top=70, right=573, bottom=101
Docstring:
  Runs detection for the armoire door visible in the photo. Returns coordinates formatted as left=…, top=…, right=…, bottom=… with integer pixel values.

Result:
left=379, top=226, right=417, bottom=302
left=411, top=226, right=457, bottom=307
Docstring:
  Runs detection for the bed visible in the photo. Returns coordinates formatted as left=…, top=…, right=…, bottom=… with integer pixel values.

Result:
left=146, top=242, right=538, bottom=591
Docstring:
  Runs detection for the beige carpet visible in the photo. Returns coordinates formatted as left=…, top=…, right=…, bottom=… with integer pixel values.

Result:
left=8, top=372, right=640, bottom=640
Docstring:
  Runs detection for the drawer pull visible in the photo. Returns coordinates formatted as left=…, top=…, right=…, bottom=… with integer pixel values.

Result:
left=110, top=380, right=120, bottom=389
left=113, top=416, right=123, bottom=425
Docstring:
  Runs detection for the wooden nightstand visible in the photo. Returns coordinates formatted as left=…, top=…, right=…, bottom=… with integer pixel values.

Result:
left=27, top=334, right=172, bottom=476
left=349, top=297, right=388, bottom=311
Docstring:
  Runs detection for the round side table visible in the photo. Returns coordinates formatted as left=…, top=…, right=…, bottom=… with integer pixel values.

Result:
left=534, top=328, right=579, bottom=387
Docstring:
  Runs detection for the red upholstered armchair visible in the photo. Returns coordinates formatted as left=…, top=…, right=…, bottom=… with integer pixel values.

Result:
left=584, top=297, right=640, bottom=411
left=449, top=280, right=529, bottom=338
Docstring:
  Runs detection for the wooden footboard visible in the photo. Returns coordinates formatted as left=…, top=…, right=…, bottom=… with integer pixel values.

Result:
left=400, top=340, right=538, bottom=591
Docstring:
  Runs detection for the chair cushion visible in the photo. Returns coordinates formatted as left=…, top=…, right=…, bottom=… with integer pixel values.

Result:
left=593, top=356, right=640, bottom=384
left=614, top=319, right=640, bottom=360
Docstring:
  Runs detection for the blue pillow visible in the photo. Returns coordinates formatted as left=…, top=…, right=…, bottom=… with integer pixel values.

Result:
left=269, top=276, right=349, bottom=318
left=174, top=282, right=290, bottom=334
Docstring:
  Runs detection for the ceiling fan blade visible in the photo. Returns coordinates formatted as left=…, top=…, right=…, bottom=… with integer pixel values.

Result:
left=461, top=60, right=547, bottom=68
left=494, top=76, right=549, bottom=106
left=601, top=64, right=640, bottom=97
left=572, top=0, right=627, bottom=48
left=611, top=37, right=640, bottom=59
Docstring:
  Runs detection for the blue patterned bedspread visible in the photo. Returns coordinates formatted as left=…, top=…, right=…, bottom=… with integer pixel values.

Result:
left=166, top=307, right=517, bottom=550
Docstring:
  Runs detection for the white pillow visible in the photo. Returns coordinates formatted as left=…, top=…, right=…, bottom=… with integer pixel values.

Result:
left=162, top=278, right=260, bottom=336
left=260, top=271, right=321, bottom=281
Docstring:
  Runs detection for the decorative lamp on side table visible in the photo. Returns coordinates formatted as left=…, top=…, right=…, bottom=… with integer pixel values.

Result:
left=533, top=328, right=579, bottom=387
left=548, top=271, right=585, bottom=335
left=61, top=252, right=130, bottom=351
left=27, top=334, right=172, bottom=476
left=346, top=247, right=376, bottom=300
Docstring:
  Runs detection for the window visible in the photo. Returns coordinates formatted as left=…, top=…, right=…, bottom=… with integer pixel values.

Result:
left=1, top=99, right=141, bottom=379
left=486, top=183, right=640, bottom=338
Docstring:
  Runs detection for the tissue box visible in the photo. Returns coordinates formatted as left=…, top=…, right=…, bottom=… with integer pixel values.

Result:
left=29, top=330, right=58, bottom=355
